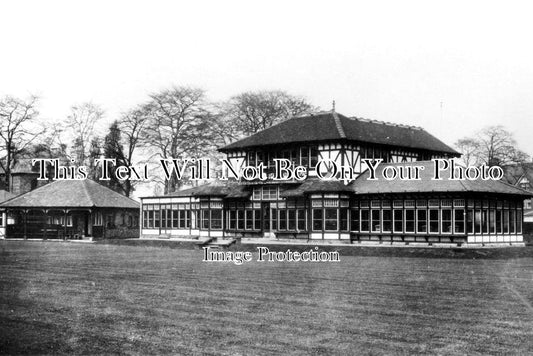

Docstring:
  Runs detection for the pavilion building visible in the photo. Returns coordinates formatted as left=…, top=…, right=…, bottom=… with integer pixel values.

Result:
left=140, top=111, right=530, bottom=246
left=0, top=179, right=139, bottom=239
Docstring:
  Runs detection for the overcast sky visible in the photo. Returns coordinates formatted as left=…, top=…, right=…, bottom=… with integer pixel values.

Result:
left=1, top=0, right=532, bottom=154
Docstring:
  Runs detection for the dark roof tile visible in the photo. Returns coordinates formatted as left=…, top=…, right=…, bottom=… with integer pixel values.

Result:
left=354, top=161, right=533, bottom=196
left=0, top=179, right=139, bottom=208
left=220, top=112, right=459, bottom=155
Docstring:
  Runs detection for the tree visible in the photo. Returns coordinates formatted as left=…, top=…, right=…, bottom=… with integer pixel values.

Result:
left=476, top=126, right=529, bottom=167
left=454, top=138, right=480, bottom=167
left=0, top=95, right=43, bottom=190
left=87, top=136, right=102, bottom=180
left=222, top=90, right=317, bottom=137
left=140, top=86, right=214, bottom=193
left=455, top=125, right=529, bottom=168
left=67, top=102, right=103, bottom=165
left=101, top=114, right=146, bottom=197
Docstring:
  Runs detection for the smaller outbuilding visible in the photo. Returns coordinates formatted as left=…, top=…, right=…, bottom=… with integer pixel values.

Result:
left=0, top=179, right=139, bottom=240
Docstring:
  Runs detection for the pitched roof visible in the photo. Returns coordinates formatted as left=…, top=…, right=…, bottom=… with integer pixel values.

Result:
left=11, top=158, right=40, bottom=174
left=166, top=183, right=251, bottom=199
left=0, top=179, right=139, bottom=209
left=353, top=161, right=533, bottom=196
left=281, top=180, right=354, bottom=198
left=220, top=112, right=459, bottom=155
left=504, top=163, right=533, bottom=187
left=0, top=190, right=16, bottom=203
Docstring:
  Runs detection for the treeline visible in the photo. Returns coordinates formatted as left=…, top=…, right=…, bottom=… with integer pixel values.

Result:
left=454, top=127, right=530, bottom=168
left=0, top=88, right=317, bottom=196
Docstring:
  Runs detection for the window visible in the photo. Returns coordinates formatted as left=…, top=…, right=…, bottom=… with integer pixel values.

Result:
left=147, top=206, right=154, bottom=228
left=382, top=209, right=392, bottom=232
left=428, top=199, right=439, bottom=207
left=172, top=207, right=179, bottom=228
left=272, top=208, right=278, bottom=231
left=312, top=209, right=322, bottom=231
left=154, top=210, right=160, bottom=228
left=248, top=151, right=256, bottom=166
left=93, top=212, right=103, bottom=226
left=143, top=209, right=148, bottom=228
left=393, top=210, right=403, bottom=232
left=489, top=209, right=496, bottom=234
left=262, top=186, right=278, bottom=200
left=160, top=207, right=167, bottom=228
left=517, top=209, right=523, bottom=234
left=254, top=210, right=261, bottom=230
left=351, top=209, right=359, bottom=232
left=442, top=209, right=452, bottom=233
left=324, top=199, right=339, bottom=207
left=467, top=210, right=474, bottom=234
left=417, top=209, right=427, bottom=233
left=237, top=210, right=245, bottom=230
left=474, top=210, right=482, bottom=234
left=496, top=210, right=502, bottom=234
left=278, top=210, right=287, bottom=230
left=454, top=209, right=465, bottom=233
left=504, top=210, right=510, bottom=234
left=211, top=210, right=222, bottom=230
left=441, top=199, right=452, bottom=207
left=245, top=210, right=253, bottom=230
left=297, top=209, right=306, bottom=231
left=361, top=210, right=370, bottom=232
left=429, top=209, right=439, bottom=233
left=510, top=210, right=516, bottom=234
left=324, top=208, right=338, bottom=231
left=482, top=210, right=489, bottom=234
left=371, top=210, right=380, bottom=232
left=405, top=209, right=415, bottom=233
left=288, top=209, right=296, bottom=230
left=202, top=210, right=209, bottom=229
left=340, top=208, right=348, bottom=231
left=229, top=210, right=236, bottom=229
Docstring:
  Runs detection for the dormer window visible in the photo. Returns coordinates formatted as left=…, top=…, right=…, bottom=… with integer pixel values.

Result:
left=248, top=151, right=256, bottom=166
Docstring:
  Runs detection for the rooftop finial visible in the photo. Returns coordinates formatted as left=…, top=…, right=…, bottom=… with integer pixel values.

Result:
left=332, top=100, right=336, bottom=113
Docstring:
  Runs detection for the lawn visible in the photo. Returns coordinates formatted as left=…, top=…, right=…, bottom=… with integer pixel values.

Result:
left=1, top=241, right=533, bottom=355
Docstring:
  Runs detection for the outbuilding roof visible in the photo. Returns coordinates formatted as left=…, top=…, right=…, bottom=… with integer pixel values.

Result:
left=220, top=112, right=459, bottom=155
left=353, top=161, right=533, bottom=196
left=0, top=179, right=139, bottom=209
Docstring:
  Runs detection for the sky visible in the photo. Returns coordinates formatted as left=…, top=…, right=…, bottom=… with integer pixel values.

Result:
left=1, top=0, right=533, bottom=154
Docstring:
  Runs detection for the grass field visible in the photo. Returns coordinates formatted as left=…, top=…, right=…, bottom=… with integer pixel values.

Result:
left=1, top=242, right=533, bottom=355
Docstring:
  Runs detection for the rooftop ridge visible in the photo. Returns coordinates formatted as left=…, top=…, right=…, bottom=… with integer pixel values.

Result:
left=81, top=179, right=96, bottom=207
left=332, top=111, right=346, bottom=138
left=350, top=116, right=423, bottom=130
left=291, top=110, right=331, bottom=119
